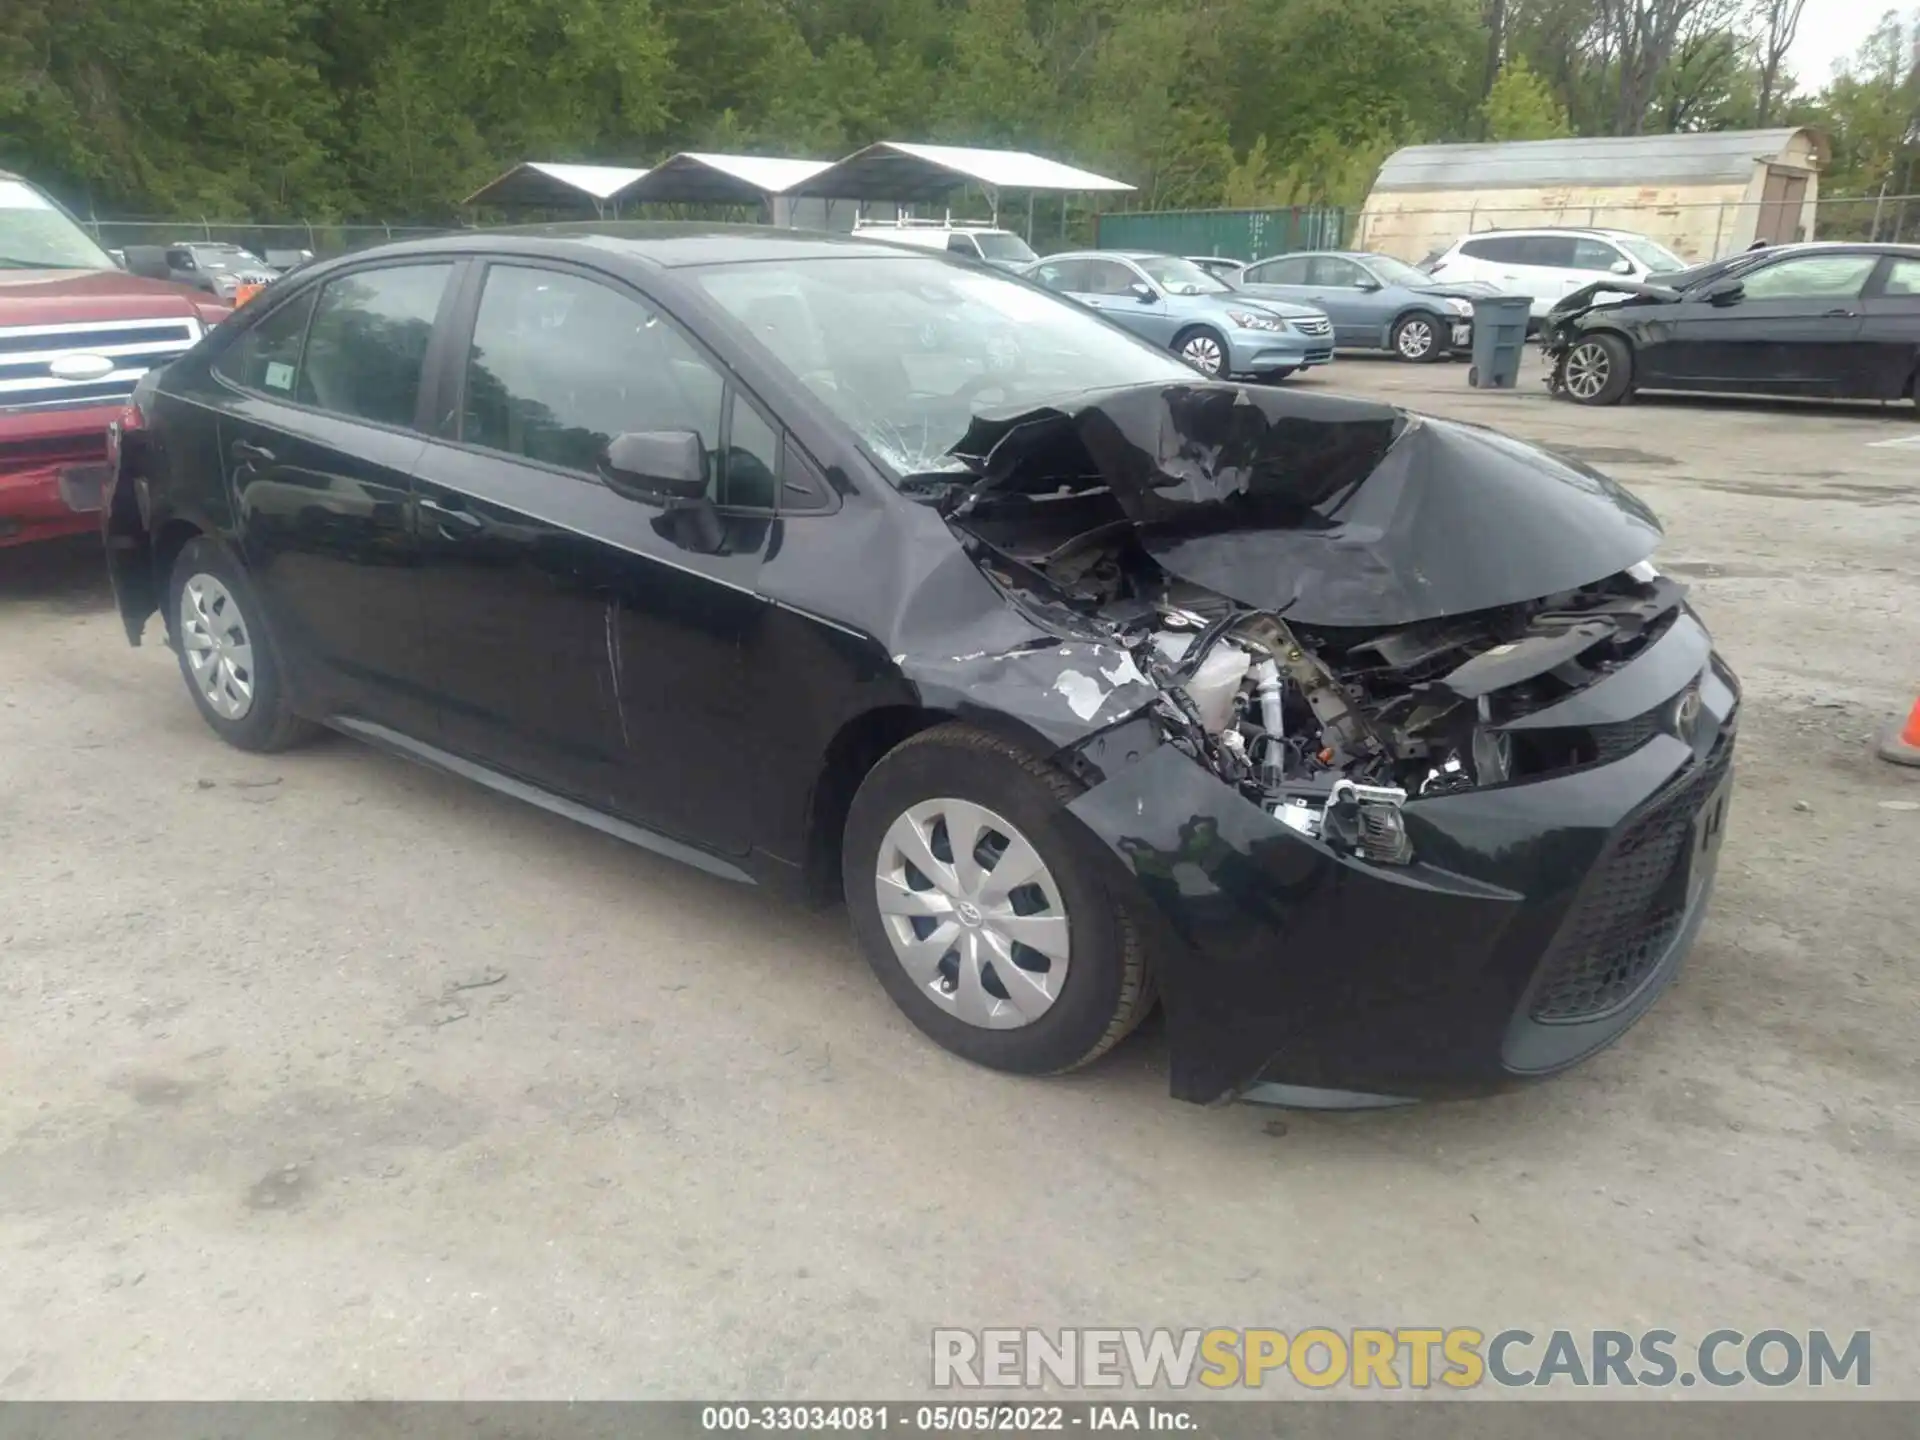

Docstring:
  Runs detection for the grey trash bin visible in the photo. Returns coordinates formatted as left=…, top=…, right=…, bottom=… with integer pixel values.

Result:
left=1467, top=295, right=1531, bottom=389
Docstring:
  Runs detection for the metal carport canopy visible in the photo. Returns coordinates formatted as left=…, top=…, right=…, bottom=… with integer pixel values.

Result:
left=618, top=153, right=834, bottom=205
left=787, top=142, right=1133, bottom=202
left=462, top=162, right=649, bottom=208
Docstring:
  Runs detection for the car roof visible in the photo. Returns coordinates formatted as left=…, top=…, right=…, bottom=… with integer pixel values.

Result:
left=296, top=222, right=952, bottom=272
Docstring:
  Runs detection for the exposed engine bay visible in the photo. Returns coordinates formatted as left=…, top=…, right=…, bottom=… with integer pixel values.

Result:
left=936, top=382, right=1687, bottom=865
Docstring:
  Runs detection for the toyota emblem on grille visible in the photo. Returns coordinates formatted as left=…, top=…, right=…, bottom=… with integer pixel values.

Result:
left=49, top=353, right=116, bottom=382
left=1672, top=685, right=1704, bottom=742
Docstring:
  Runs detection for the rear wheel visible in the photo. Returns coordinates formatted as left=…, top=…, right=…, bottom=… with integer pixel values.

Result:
left=1390, top=311, right=1445, bottom=363
left=1174, top=327, right=1229, bottom=377
left=167, top=537, right=316, bottom=752
left=843, top=723, right=1155, bottom=1076
left=1558, top=332, right=1633, bottom=406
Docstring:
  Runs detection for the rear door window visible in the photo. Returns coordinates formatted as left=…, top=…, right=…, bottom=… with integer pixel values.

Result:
left=1520, top=236, right=1580, bottom=268
left=1460, top=236, right=1529, bottom=264
left=295, top=263, right=453, bottom=427
left=215, top=288, right=318, bottom=396
left=1245, top=257, right=1308, bottom=285
left=1880, top=258, right=1920, bottom=296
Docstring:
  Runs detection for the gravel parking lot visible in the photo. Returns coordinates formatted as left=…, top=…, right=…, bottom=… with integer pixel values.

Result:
left=3, top=350, right=1917, bottom=1401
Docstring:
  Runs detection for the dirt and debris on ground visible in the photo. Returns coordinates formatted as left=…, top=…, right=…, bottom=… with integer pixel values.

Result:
left=1, top=351, right=1915, bottom=1398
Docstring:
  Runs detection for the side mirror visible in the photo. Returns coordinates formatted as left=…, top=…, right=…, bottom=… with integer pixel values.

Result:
left=1610, top=258, right=1634, bottom=274
left=598, top=430, right=709, bottom=505
left=1353, top=277, right=1382, bottom=292
left=1130, top=281, right=1156, bottom=303
left=1706, top=279, right=1744, bottom=307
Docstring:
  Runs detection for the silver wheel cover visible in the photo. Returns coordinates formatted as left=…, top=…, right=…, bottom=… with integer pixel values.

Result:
left=1180, top=334, right=1225, bottom=375
left=874, top=798, right=1071, bottom=1030
left=1565, top=341, right=1612, bottom=400
left=1397, top=319, right=1434, bottom=358
left=179, top=573, right=257, bottom=721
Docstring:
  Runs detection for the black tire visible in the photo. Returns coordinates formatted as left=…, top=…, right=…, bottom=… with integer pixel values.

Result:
left=1173, top=326, right=1229, bottom=378
left=1557, top=331, right=1633, bottom=406
left=1259, top=366, right=1298, bottom=383
left=1390, top=311, right=1446, bottom=363
left=843, top=722, right=1156, bottom=1076
left=166, top=536, right=317, bottom=752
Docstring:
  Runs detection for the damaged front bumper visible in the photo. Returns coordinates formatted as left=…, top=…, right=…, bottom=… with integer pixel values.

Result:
left=1064, top=622, right=1739, bottom=1107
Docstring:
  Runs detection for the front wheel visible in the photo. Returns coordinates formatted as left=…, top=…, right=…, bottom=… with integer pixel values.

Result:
left=843, top=723, right=1155, bottom=1076
left=1558, top=332, right=1633, bottom=405
left=1174, top=327, right=1229, bottom=378
left=167, top=537, right=317, bottom=752
left=1390, top=312, right=1446, bottom=363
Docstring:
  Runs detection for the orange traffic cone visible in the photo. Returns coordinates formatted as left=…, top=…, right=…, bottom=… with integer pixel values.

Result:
left=1879, top=695, right=1920, bottom=767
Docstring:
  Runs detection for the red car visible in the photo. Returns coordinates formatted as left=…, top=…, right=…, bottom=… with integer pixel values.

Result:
left=1, top=170, right=228, bottom=547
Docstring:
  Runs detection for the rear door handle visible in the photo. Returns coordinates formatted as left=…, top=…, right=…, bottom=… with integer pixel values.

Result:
left=418, top=496, right=484, bottom=536
left=230, top=439, right=275, bottom=465
left=1824, top=308, right=1857, bottom=317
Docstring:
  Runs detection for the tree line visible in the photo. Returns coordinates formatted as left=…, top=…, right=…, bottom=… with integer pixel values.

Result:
left=0, top=0, right=1914, bottom=223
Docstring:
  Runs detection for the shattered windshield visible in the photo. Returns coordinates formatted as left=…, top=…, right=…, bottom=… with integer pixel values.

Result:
left=0, top=178, right=117, bottom=271
left=694, top=255, right=1193, bottom=478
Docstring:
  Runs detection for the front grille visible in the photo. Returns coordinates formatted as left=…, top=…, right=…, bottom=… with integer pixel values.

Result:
left=1293, top=316, right=1331, bottom=337
left=0, top=316, right=199, bottom=412
left=1528, top=739, right=1732, bottom=1022
left=1590, top=708, right=1664, bottom=762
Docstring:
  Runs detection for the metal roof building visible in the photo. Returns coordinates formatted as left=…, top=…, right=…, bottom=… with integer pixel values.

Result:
left=1357, top=127, right=1829, bottom=264
left=464, top=162, right=648, bottom=211
left=1373, top=129, right=1825, bottom=192
left=465, top=142, right=1135, bottom=233
left=788, top=142, right=1133, bottom=205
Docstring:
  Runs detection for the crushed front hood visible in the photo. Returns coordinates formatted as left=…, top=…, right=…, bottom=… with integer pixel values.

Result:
left=951, top=382, right=1663, bottom=628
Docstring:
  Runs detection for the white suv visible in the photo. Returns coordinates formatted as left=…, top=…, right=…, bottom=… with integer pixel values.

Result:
left=1425, top=228, right=1686, bottom=319
left=850, top=218, right=1039, bottom=271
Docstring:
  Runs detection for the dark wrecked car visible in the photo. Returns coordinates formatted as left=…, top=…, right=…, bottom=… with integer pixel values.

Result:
left=1544, top=241, right=1920, bottom=407
left=97, top=225, right=1738, bottom=1108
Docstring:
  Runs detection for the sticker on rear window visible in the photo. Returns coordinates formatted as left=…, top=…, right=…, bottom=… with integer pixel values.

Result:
left=264, top=361, right=295, bottom=391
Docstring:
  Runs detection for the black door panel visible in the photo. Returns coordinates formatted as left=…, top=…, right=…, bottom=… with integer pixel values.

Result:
left=1858, top=256, right=1920, bottom=400
left=224, top=400, right=427, bottom=728
left=408, top=444, right=766, bottom=850
left=408, top=260, right=771, bottom=854
left=1650, top=253, right=1875, bottom=393
left=207, top=262, right=457, bottom=732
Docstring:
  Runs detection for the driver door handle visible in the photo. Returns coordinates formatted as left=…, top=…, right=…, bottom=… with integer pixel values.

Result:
left=1824, top=307, right=1857, bottom=317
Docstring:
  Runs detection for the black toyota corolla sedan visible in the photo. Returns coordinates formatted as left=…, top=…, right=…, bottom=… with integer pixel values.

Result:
left=97, top=225, right=1738, bottom=1108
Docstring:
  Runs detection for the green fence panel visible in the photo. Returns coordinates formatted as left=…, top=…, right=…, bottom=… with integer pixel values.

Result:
left=1093, top=206, right=1346, bottom=260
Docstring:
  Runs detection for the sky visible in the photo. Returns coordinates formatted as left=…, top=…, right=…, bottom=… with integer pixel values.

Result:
left=1786, top=0, right=1913, bottom=91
